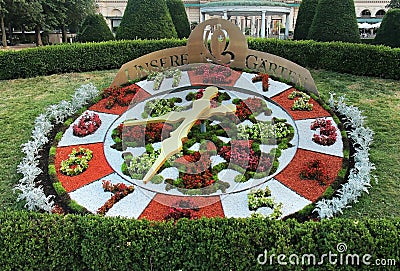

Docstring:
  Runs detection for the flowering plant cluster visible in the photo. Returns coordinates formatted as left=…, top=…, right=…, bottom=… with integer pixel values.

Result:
left=185, top=89, right=231, bottom=108
left=72, top=112, right=102, bottom=137
left=252, top=73, right=269, bottom=91
left=102, top=84, right=139, bottom=109
left=97, top=180, right=135, bottom=215
left=194, top=64, right=232, bottom=84
left=147, top=68, right=182, bottom=90
left=310, top=118, right=337, bottom=146
left=143, top=97, right=184, bottom=118
left=60, top=147, right=93, bottom=176
left=300, top=159, right=330, bottom=185
left=164, top=200, right=200, bottom=221
left=112, top=122, right=174, bottom=151
left=314, top=94, right=375, bottom=219
left=181, top=169, right=215, bottom=189
left=247, top=187, right=282, bottom=219
left=218, top=140, right=272, bottom=173
left=288, top=90, right=313, bottom=111
left=16, top=83, right=99, bottom=212
left=128, top=150, right=160, bottom=179
left=232, top=97, right=271, bottom=122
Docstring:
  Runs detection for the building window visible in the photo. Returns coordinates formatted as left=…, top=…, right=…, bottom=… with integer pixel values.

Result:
left=375, top=10, right=386, bottom=18
left=361, top=9, right=371, bottom=18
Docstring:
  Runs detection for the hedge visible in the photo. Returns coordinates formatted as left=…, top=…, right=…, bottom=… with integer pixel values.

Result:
left=0, top=38, right=400, bottom=80
left=0, top=39, right=186, bottom=80
left=0, top=211, right=398, bottom=270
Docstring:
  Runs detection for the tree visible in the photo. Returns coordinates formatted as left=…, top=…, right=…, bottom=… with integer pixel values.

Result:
left=307, top=0, right=360, bottom=43
left=293, top=0, right=319, bottom=40
left=58, top=0, right=95, bottom=42
left=76, top=14, right=114, bottom=42
left=116, top=0, right=177, bottom=40
left=0, top=0, right=8, bottom=47
left=166, top=0, right=190, bottom=38
left=373, top=9, right=400, bottom=47
left=386, top=0, right=400, bottom=9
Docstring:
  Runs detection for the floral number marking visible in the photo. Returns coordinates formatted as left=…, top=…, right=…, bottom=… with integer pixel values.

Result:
left=60, top=147, right=93, bottom=176
left=288, top=90, right=313, bottom=111
left=73, top=112, right=102, bottom=137
left=310, top=118, right=337, bottom=146
left=97, top=180, right=135, bottom=215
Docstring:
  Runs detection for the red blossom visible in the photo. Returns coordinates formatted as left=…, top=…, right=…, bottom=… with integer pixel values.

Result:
left=310, top=118, right=337, bottom=146
left=73, top=112, right=102, bottom=137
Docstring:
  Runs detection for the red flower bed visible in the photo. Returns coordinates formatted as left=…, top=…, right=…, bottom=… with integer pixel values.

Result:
left=188, top=64, right=241, bottom=87
left=89, top=87, right=151, bottom=115
left=271, top=88, right=331, bottom=120
left=119, top=122, right=174, bottom=145
left=55, top=143, right=114, bottom=192
left=252, top=73, right=269, bottom=91
left=138, top=194, right=224, bottom=221
left=218, top=140, right=271, bottom=172
left=73, top=112, right=102, bottom=137
left=274, top=149, right=342, bottom=202
left=310, top=118, right=338, bottom=146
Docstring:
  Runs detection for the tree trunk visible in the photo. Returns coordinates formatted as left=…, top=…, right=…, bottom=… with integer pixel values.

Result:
left=1, top=15, right=7, bottom=48
left=22, top=25, right=26, bottom=43
left=35, top=25, right=43, bottom=46
left=61, top=24, right=67, bottom=43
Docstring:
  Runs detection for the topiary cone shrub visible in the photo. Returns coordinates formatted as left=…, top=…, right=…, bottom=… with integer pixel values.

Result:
left=307, top=0, right=360, bottom=43
left=166, top=0, right=190, bottom=38
left=293, top=0, right=319, bottom=40
left=373, top=8, right=400, bottom=48
left=76, top=14, right=114, bottom=43
left=116, top=0, right=177, bottom=40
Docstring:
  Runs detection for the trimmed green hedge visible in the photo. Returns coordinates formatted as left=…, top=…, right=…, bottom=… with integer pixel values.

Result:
left=248, top=38, right=400, bottom=80
left=0, top=39, right=186, bottom=80
left=0, top=211, right=398, bottom=270
left=0, top=38, right=400, bottom=80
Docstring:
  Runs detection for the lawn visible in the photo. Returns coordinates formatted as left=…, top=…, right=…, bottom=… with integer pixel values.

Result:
left=0, top=69, right=398, bottom=219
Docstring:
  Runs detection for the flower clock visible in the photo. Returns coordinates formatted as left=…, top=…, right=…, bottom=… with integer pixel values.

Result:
left=53, top=63, right=346, bottom=220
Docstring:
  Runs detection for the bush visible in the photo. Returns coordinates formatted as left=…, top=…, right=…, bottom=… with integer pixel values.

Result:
left=373, top=8, right=400, bottom=48
left=116, top=0, right=177, bottom=40
left=0, top=38, right=400, bottom=80
left=247, top=38, right=400, bottom=79
left=76, top=14, right=114, bottom=43
left=166, top=0, right=191, bottom=38
left=0, top=211, right=399, bottom=270
left=0, top=39, right=186, bottom=79
left=293, top=0, right=319, bottom=40
left=308, top=0, right=360, bottom=43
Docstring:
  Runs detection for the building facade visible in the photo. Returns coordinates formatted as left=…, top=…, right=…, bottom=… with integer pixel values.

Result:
left=95, top=0, right=390, bottom=37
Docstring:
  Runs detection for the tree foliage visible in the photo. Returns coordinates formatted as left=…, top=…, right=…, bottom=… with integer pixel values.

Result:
left=386, top=0, right=400, bottom=9
left=166, top=0, right=190, bottom=38
left=76, top=14, right=114, bottom=43
left=293, top=0, right=319, bottom=40
left=308, top=0, right=360, bottom=43
left=373, top=8, right=400, bottom=47
left=116, top=0, right=177, bottom=40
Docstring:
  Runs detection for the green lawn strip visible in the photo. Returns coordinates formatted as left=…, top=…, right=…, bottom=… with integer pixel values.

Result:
left=312, top=70, right=400, bottom=219
left=0, top=70, right=117, bottom=210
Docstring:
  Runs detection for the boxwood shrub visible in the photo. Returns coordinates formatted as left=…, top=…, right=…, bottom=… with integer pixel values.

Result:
left=0, top=38, right=399, bottom=80
left=0, top=211, right=398, bottom=270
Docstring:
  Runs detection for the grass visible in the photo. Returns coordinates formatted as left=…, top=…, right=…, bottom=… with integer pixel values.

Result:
left=0, top=68, right=399, bottom=219
left=312, top=70, right=400, bottom=219
left=0, top=70, right=116, bottom=210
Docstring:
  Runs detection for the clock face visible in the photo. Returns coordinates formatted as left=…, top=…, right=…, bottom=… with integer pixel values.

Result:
left=104, top=67, right=298, bottom=196
left=56, top=63, right=344, bottom=218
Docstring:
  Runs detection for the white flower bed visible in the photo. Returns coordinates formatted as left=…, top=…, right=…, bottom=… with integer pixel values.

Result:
left=15, top=83, right=99, bottom=212
left=314, top=94, right=376, bottom=219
